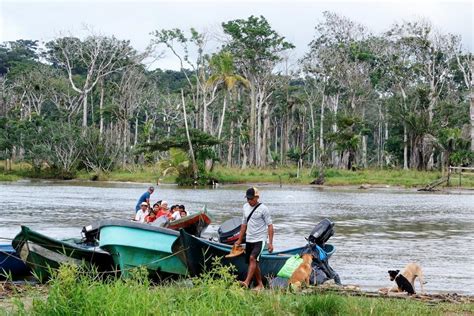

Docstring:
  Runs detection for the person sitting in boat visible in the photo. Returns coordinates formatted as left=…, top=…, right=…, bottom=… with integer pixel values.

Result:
left=169, top=205, right=181, bottom=221
left=178, top=205, right=187, bottom=218
left=145, top=209, right=157, bottom=223
left=134, top=202, right=149, bottom=223
left=151, top=201, right=161, bottom=214
left=155, top=201, right=170, bottom=218
left=135, top=186, right=154, bottom=213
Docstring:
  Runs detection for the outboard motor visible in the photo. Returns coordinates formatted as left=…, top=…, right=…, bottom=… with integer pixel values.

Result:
left=81, top=222, right=100, bottom=245
left=306, top=218, right=341, bottom=285
left=308, top=218, right=334, bottom=246
left=218, top=217, right=244, bottom=245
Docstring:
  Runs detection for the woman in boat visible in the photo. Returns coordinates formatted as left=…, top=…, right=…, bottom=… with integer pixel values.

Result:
left=155, top=201, right=170, bottom=219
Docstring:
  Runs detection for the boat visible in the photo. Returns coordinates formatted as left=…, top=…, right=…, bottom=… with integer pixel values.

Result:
left=12, top=226, right=115, bottom=282
left=98, top=219, right=188, bottom=278
left=166, top=210, right=212, bottom=237
left=172, top=229, right=328, bottom=281
left=0, top=243, right=30, bottom=279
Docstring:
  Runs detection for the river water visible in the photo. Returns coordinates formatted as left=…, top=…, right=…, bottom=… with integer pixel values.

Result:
left=1, top=181, right=473, bottom=294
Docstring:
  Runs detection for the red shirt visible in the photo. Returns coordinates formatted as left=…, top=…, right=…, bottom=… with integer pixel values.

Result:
left=145, top=215, right=157, bottom=223
left=156, top=210, right=170, bottom=219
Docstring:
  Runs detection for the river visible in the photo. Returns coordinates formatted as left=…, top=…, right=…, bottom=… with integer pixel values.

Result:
left=1, top=181, right=473, bottom=294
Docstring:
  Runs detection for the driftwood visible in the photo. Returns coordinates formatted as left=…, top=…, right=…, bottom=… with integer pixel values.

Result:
left=299, top=283, right=474, bottom=305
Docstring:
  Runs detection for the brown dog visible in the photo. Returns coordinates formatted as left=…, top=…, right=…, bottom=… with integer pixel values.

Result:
left=289, top=253, right=313, bottom=288
left=388, top=262, right=425, bottom=294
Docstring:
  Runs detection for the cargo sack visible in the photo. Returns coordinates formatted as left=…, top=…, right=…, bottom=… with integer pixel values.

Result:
left=277, top=255, right=303, bottom=278
left=312, top=244, right=328, bottom=261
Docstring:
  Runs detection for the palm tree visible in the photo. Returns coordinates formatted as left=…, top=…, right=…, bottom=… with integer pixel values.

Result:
left=207, top=51, right=250, bottom=140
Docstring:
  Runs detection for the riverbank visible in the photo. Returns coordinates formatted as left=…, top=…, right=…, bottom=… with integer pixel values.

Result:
left=1, top=265, right=473, bottom=316
left=2, top=162, right=473, bottom=189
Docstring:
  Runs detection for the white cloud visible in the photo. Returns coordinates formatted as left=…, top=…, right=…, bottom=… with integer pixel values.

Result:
left=1, top=0, right=472, bottom=70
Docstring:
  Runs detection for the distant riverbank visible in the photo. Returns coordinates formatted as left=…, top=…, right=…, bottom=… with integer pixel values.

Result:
left=1, top=162, right=473, bottom=189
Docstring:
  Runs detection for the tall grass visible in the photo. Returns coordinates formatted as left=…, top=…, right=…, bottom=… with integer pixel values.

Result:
left=6, top=263, right=472, bottom=316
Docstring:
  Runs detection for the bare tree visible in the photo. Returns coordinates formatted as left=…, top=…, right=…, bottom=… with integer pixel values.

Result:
left=47, top=34, right=140, bottom=130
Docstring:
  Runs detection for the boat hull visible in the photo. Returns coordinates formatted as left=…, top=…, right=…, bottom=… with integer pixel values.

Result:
left=99, top=220, right=188, bottom=278
left=12, top=226, right=115, bottom=282
left=173, top=230, right=308, bottom=281
left=166, top=211, right=211, bottom=237
left=0, top=244, right=30, bottom=279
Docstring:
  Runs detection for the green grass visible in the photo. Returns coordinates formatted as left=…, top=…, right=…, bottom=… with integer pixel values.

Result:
left=2, top=160, right=473, bottom=188
left=210, top=166, right=474, bottom=188
left=2, top=264, right=473, bottom=316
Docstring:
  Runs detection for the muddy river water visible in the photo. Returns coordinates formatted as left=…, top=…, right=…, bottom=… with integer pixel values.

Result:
left=1, top=181, right=473, bottom=294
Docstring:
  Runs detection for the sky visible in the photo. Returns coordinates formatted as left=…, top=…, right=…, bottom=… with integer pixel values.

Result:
left=0, top=0, right=472, bottom=70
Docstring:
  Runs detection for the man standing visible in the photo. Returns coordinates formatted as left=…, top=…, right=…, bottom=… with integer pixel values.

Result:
left=235, top=187, right=274, bottom=290
left=135, top=186, right=154, bottom=212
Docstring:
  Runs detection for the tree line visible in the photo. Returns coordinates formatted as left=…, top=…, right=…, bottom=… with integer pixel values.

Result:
left=0, top=12, right=472, bottom=183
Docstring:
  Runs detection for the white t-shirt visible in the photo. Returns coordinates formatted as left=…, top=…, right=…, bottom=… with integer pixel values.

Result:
left=242, top=203, right=272, bottom=243
left=171, top=211, right=181, bottom=221
left=134, top=210, right=149, bottom=223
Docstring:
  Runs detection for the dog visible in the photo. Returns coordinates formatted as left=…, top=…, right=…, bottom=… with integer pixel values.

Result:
left=289, top=253, right=313, bottom=288
left=388, top=262, right=425, bottom=295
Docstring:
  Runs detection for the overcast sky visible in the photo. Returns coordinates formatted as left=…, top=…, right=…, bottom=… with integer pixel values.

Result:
left=1, top=0, right=472, bottom=70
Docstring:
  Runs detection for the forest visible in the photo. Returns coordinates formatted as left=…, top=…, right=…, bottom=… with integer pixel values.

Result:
left=0, top=12, right=472, bottom=184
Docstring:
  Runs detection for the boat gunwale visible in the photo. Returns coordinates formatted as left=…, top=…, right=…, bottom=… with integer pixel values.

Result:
left=181, top=230, right=310, bottom=257
left=13, top=226, right=109, bottom=255
left=98, top=219, right=180, bottom=236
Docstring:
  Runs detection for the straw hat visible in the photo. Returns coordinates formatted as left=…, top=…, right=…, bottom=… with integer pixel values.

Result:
left=225, top=244, right=245, bottom=258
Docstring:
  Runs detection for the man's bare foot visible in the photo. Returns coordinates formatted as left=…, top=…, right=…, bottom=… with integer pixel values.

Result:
left=252, top=284, right=264, bottom=291
left=239, top=281, right=249, bottom=288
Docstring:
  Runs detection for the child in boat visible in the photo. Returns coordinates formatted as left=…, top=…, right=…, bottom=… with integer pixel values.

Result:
left=145, top=209, right=157, bottom=223
left=179, top=205, right=187, bottom=218
left=169, top=205, right=181, bottom=221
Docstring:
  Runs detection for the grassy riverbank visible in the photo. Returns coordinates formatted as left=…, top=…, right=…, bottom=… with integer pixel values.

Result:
left=2, top=265, right=473, bottom=316
left=1, top=161, right=473, bottom=188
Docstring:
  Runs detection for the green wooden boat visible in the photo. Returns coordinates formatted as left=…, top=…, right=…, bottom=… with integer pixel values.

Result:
left=12, top=226, right=115, bottom=282
left=172, top=229, right=313, bottom=281
left=98, top=220, right=188, bottom=278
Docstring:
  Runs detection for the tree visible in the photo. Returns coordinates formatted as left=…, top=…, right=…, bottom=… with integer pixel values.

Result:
left=303, top=11, right=369, bottom=169
left=46, top=35, right=140, bottom=130
left=207, top=51, right=249, bottom=140
left=0, top=40, right=39, bottom=76
left=151, top=28, right=218, bottom=132
left=387, top=20, right=461, bottom=169
left=222, top=15, right=294, bottom=167
left=139, top=127, right=220, bottom=185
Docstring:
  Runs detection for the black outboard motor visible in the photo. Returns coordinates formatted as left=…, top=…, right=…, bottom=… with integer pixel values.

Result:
left=306, top=218, right=341, bottom=285
left=218, top=217, right=244, bottom=245
left=81, top=223, right=100, bottom=245
left=308, top=218, right=334, bottom=246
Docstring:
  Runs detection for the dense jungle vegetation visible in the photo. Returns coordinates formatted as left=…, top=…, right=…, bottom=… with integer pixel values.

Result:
left=0, top=12, right=472, bottom=185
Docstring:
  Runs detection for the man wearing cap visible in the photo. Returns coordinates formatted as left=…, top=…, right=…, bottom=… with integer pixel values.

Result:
left=135, top=186, right=154, bottom=213
left=235, top=187, right=274, bottom=290
left=134, top=202, right=149, bottom=223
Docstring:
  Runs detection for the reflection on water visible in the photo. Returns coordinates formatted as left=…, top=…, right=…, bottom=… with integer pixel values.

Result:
left=1, top=181, right=473, bottom=294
